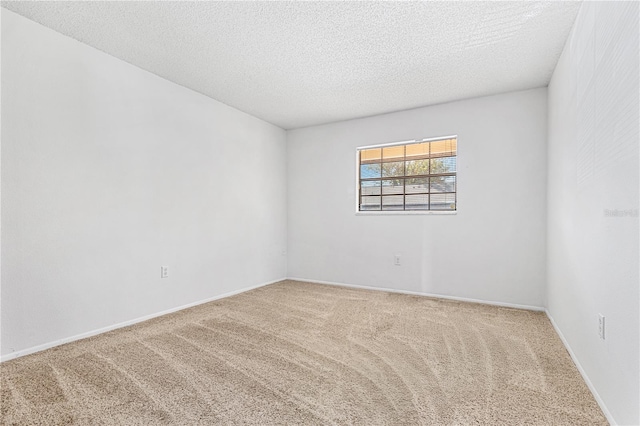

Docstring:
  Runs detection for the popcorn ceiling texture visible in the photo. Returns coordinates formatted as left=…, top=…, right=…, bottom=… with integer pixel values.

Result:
left=1, top=1, right=580, bottom=129
left=1, top=281, right=606, bottom=425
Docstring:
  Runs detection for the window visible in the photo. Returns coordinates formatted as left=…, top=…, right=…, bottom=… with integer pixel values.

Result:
left=357, top=137, right=457, bottom=212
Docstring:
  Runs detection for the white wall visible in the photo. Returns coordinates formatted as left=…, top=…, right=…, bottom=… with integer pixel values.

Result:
left=1, top=10, right=287, bottom=358
left=287, top=88, right=547, bottom=308
left=5, top=6, right=638, bottom=422
left=547, top=2, right=639, bottom=425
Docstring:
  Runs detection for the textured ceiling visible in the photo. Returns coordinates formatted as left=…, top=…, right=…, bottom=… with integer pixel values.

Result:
left=2, top=1, right=581, bottom=129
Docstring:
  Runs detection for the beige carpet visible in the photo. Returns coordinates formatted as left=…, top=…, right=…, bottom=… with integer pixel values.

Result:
left=1, top=280, right=606, bottom=425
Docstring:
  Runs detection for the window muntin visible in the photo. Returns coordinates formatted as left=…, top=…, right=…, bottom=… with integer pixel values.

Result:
left=358, top=137, right=457, bottom=212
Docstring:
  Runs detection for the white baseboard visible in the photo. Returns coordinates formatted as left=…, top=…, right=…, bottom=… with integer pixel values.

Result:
left=1, top=278, right=285, bottom=363
left=286, top=277, right=545, bottom=312
left=288, top=278, right=615, bottom=422
left=2, top=276, right=615, bottom=424
left=545, top=310, right=615, bottom=426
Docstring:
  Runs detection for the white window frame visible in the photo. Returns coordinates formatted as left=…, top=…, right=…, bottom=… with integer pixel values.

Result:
left=355, top=135, right=458, bottom=215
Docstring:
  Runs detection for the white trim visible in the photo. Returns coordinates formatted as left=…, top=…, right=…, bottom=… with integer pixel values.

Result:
left=1, top=275, right=613, bottom=424
left=287, top=277, right=545, bottom=312
left=0, top=278, right=286, bottom=363
left=355, top=210, right=457, bottom=216
left=355, top=135, right=458, bottom=214
left=545, top=310, right=616, bottom=425
left=355, top=149, right=361, bottom=212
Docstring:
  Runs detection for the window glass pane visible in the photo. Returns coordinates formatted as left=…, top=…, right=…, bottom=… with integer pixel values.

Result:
left=405, top=194, right=429, bottom=210
left=406, top=142, right=429, bottom=159
left=361, top=180, right=381, bottom=196
left=431, top=156, right=456, bottom=174
left=406, top=177, right=429, bottom=194
left=360, top=148, right=381, bottom=163
left=381, top=161, right=404, bottom=177
left=430, top=193, right=456, bottom=210
left=382, top=145, right=404, bottom=161
left=360, top=196, right=381, bottom=210
left=406, top=159, right=429, bottom=176
left=360, top=163, right=381, bottom=179
left=382, top=179, right=404, bottom=195
left=357, top=137, right=456, bottom=212
left=430, top=138, right=457, bottom=157
left=430, top=176, right=456, bottom=193
left=382, top=195, right=404, bottom=210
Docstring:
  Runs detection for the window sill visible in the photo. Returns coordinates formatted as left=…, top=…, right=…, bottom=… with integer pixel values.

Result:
left=355, top=210, right=457, bottom=216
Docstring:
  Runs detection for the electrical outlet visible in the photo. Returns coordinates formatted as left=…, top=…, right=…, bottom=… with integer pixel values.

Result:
left=598, top=314, right=605, bottom=340
left=394, top=255, right=401, bottom=266
left=161, top=266, right=169, bottom=279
